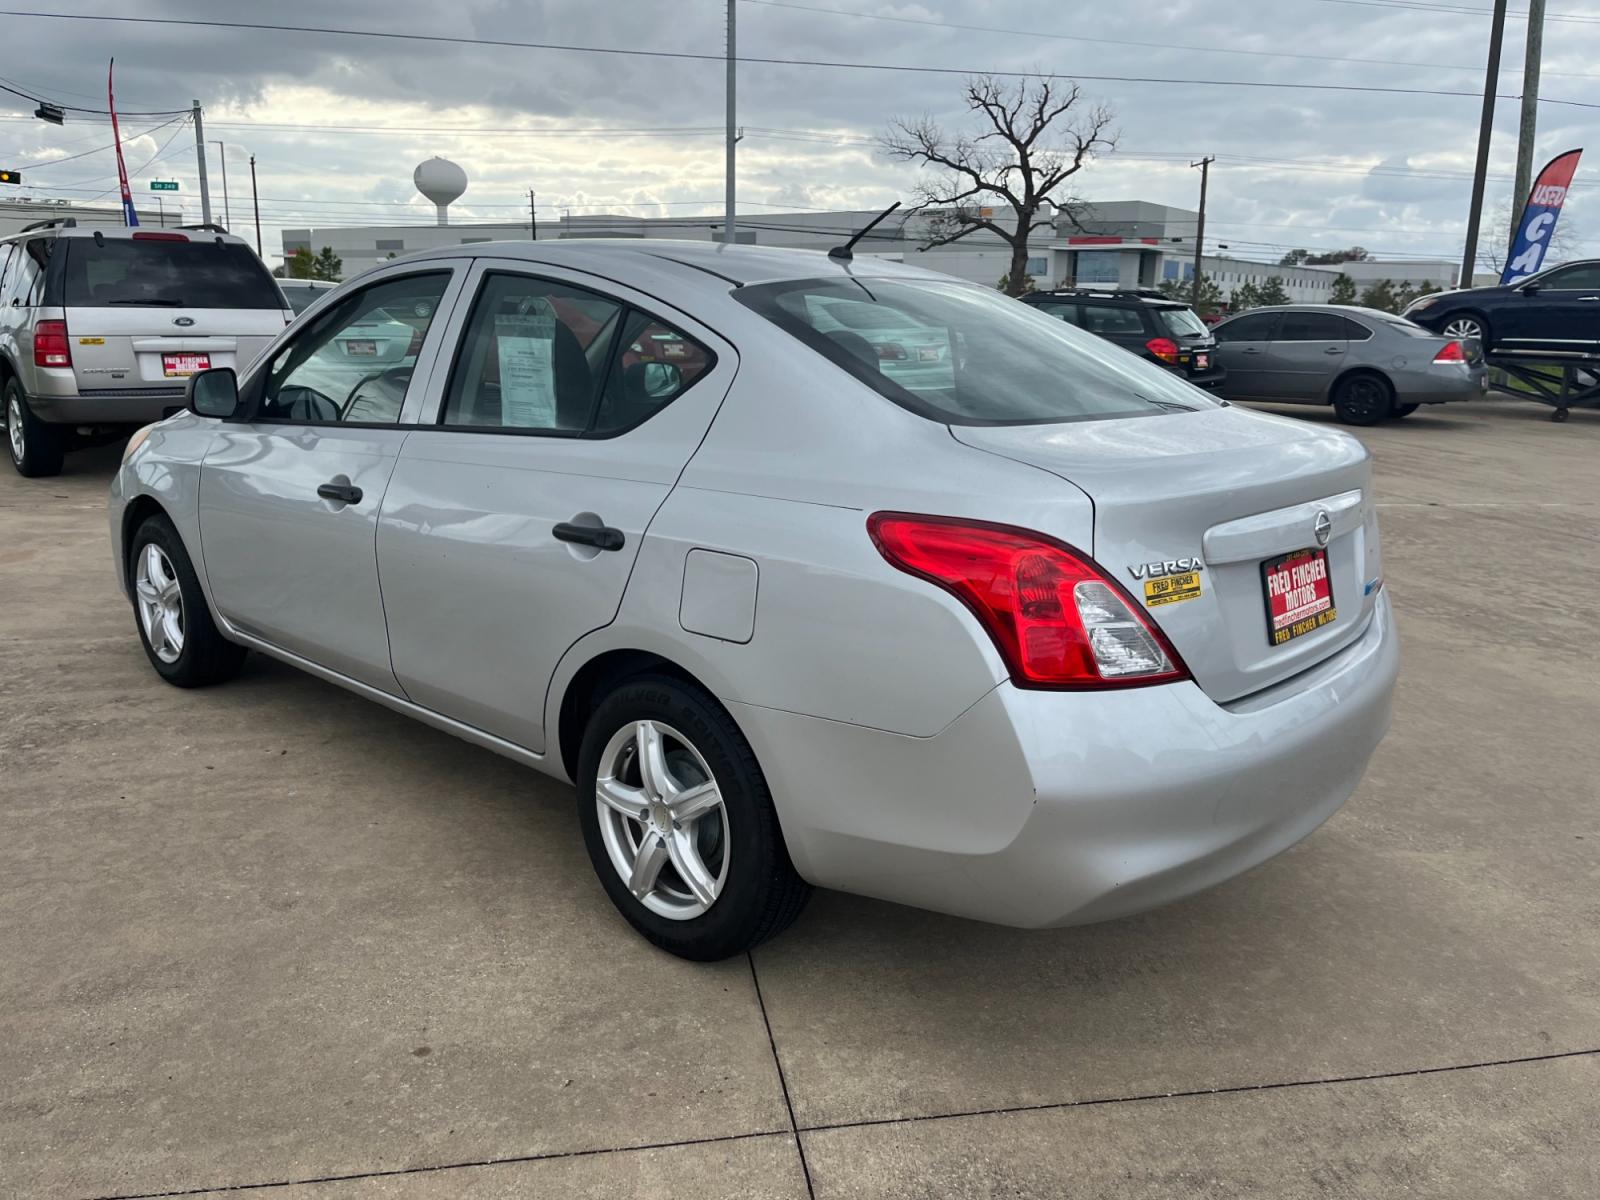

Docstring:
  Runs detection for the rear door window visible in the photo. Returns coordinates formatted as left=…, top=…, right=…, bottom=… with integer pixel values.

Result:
left=1338, top=316, right=1375, bottom=340
left=62, top=237, right=283, bottom=309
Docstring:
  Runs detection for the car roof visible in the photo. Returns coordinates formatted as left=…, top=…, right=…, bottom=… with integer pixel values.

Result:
left=0, top=222, right=253, bottom=247
left=380, top=238, right=954, bottom=290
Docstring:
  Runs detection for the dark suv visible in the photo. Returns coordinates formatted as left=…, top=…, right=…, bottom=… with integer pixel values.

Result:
left=1402, top=259, right=1600, bottom=359
left=1021, top=289, right=1225, bottom=387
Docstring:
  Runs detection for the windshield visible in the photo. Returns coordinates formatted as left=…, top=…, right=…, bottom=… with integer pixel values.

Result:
left=62, top=238, right=283, bottom=309
left=1157, top=307, right=1209, bottom=338
left=735, top=277, right=1219, bottom=425
left=1378, top=317, right=1434, bottom=337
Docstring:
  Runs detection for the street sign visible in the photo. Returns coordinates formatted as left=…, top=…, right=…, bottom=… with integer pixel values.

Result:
left=0, top=169, right=21, bottom=184
left=149, top=180, right=180, bottom=192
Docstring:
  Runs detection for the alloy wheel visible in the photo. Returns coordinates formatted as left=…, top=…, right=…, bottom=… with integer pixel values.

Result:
left=1442, top=316, right=1483, bottom=341
left=134, top=543, right=185, bottom=664
left=595, top=719, right=729, bottom=920
left=1339, top=377, right=1389, bottom=423
left=6, top=395, right=23, bottom=466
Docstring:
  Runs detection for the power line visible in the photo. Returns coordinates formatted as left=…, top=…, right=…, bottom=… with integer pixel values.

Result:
left=6, top=114, right=185, bottom=173
left=740, top=0, right=1600, bottom=78
left=1298, top=0, right=1600, bottom=22
left=0, top=78, right=188, bottom=116
left=1, top=11, right=1595, bottom=109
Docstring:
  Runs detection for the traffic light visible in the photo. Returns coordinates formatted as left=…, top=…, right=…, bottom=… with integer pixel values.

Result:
left=0, top=169, right=21, bottom=185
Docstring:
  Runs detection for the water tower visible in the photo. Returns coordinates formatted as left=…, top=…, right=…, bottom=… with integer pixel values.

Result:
left=413, top=157, right=467, bottom=226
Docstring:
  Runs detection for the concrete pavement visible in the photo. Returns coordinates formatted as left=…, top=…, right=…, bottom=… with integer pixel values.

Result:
left=1, top=398, right=1596, bottom=1198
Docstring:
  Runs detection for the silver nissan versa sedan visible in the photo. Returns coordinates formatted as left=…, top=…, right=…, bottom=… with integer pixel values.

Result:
left=108, top=240, right=1399, bottom=960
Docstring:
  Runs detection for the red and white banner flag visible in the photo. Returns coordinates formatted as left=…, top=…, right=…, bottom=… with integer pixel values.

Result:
left=108, top=58, right=138, bottom=227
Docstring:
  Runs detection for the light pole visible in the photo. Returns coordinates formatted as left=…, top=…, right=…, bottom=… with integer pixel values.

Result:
left=249, top=154, right=262, bottom=255
left=208, top=139, right=230, bottom=228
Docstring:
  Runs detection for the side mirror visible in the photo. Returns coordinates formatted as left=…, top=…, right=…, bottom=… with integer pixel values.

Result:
left=1522, top=282, right=1541, bottom=296
left=641, top=361, right=682, bottom=399
left=186, top=366, right=240, bottom=418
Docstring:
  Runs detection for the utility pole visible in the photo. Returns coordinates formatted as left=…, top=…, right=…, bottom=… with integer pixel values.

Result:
left=249, top=154, right=262, bottom=255
left=1510, top=0, right=1545, bottom=248
left=1190, top=156, right=1214, bottom=309
left=529, top=188, right=537, bottom=240
left=191, top=100, right=213, bottom=227
left=724, top=0, right=736, bottom=246
left=1461, top=0, right=1508, bottom=287
left=209, top=140, right=231, bottom=228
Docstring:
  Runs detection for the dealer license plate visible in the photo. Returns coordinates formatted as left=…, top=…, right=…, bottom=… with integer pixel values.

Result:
left=162, top=353, right=210, bottom=377
left=1261, top=547, right=1335, bottom=646
left=344, top=340, right=378, bottom=356
left=1195, top=352, right=1209, bottom=370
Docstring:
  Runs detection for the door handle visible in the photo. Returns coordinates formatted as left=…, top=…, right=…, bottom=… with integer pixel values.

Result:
left=1579, top=296, right=1599, bottom=302
left=1324, top=346, right=1345, bottom=354
left=553, top=522, right=625, bottom=552
left=1241, top=347, right=1262, bottom=355
left=316, top=481, right=363, bottom=505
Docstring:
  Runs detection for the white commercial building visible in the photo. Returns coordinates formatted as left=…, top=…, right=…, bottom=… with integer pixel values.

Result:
left=282, top=201, right=1460, bottom=303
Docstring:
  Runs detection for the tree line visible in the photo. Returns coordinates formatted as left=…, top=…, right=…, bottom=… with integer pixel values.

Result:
left=1156, top=271, right=1442, bottom=318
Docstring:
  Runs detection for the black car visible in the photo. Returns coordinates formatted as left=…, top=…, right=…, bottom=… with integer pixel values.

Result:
left=1403, top=259, right=1600, bottom=359
left=1021, top=289, right=1225, bottom=386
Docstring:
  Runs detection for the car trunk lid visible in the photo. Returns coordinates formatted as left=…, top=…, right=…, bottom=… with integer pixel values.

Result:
left=951, top=407, right=1382, bottom=703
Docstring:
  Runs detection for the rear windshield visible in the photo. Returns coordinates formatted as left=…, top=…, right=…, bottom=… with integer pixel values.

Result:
left=1157, top=306, right=1209, bottom=338
left=1378, top=317, right=1434, bottom=337
left=280, top=283, right=328, bottom=313
left=62, top=238, right=283, bottom=309
left=735, top=277, right=1218, bottom=425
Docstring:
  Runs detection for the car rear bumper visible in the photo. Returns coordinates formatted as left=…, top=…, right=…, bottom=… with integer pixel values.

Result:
left=27, top=388, right=187, bottom=427
left=1397, top=365, right=1487, bottom=405
left=734, top=592, right=1398, bottom=928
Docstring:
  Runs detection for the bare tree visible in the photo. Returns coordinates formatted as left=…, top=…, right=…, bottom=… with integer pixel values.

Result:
left=881, top=75, right=1116, bottom=296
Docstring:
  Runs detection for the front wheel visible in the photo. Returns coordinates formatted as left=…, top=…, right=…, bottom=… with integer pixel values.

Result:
left=1440, top=312, right=1490, bottom=347
left=5, top=378, right=64, bottom=478
left=576, top=675, right=809, bottom=960
left=129, top=514, right=247, bottom=687
left=1332, top=374, right=1394, bottom=426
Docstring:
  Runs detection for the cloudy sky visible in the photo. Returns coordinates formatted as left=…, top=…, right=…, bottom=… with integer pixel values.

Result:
left=3, top=0, right=1597, bottom=272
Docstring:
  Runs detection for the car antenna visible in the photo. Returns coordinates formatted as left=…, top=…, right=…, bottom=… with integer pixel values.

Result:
left=829, top=202, right=901, bottom=262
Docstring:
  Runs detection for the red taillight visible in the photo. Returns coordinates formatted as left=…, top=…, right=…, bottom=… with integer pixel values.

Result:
left=34, top=319, right=71, bottom=368
left=131, top=231, right=189, bottom=241
left=1145, top=336, right=1180, bottom=364
left=1433, top=339, right=1467, bottom=363
left=875, top=342, right=908, bottom=361
left=867, top=513, right=1191, bottom=689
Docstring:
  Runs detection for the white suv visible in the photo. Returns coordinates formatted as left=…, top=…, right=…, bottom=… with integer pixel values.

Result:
left=2, top=219, right=291, bottom=476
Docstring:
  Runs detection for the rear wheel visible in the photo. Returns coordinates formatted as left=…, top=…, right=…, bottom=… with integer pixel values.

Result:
left=576, top=675, right=809, bottom=960
left=1392, top=403, right=1420, bottom=418
left=5, top=378, right=64, bottom=478
left=129, top=514, right=247, bottom=687
left=1332, top=373, right=1394, bottom=426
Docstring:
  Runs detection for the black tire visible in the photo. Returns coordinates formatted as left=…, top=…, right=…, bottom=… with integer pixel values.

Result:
left=128, top=514, right=247, bottom=687
left=576, top=675, right=810, bottom=960
left=5, top=377, right=64, bottom=478
left=1392, top=403, right=1420, bottom=418
left=1332, top=373, right=1394, bottom=426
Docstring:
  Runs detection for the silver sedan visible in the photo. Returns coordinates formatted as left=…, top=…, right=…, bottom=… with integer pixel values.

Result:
left=1212, top=304, right=1488, bottom=425
left=108, top=241, right=1398, bottom=960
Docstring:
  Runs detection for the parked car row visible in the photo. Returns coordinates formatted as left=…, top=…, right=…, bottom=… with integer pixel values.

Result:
left=1023, top=288, right=1488, bottom=425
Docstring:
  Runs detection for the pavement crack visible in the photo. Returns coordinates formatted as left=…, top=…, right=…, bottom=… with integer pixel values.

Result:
left=749, top=950, right=817, bottom=1200
left=794, top=1046, right=1600, bottom=1138
left=80, top=1129, right=795, bottom=1199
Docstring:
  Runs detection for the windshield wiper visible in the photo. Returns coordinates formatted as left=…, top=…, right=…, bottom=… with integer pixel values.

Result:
left=108, top=297, right=184, bottom=306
